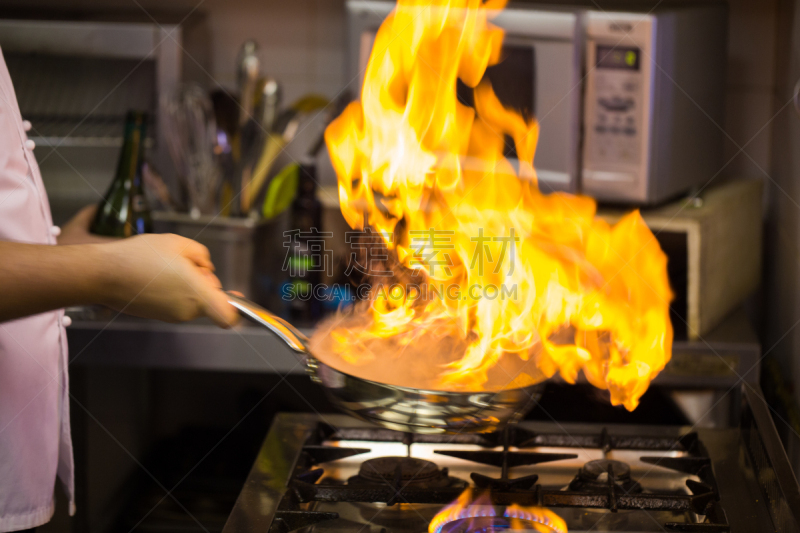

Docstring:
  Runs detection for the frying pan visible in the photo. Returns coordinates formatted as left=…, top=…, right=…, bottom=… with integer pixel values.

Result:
left=227, top=293, right=544, bottom=434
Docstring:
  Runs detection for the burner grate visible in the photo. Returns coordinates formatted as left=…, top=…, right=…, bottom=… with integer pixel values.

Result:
left=433, top=450, right=578, bottom=468
left=262, top=422, right=731, bottom=533
left=324, top=425, right=698, bottom=451
left=290, top=478, right=718, bottom=513
left=224, top=387, right=800, bottom=533
left=346, top=455, right=469, bottom=502
left=568, top=459, right=642, bottom=499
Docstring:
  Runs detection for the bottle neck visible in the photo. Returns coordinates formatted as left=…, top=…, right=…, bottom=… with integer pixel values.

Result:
left=117, top=114, right=148, bottom=183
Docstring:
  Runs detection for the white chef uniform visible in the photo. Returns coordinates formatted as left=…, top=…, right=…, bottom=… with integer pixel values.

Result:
left=0, top=47, right=75, bottom=531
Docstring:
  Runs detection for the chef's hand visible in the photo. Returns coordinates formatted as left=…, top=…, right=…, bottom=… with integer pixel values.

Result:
left=58, top=204, right=114, bottom=245
left=99, top=233, right=239, bottom=328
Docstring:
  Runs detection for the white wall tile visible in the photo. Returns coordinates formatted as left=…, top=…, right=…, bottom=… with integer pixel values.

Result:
left=184, top=0, right=347, bottom=102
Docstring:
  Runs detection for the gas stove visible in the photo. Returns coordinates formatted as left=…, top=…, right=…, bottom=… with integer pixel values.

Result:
left=222, top=385, right=800, bottom=533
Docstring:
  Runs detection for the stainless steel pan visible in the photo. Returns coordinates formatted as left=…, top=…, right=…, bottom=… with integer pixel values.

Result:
left=227, top=294, right=543, bottom=434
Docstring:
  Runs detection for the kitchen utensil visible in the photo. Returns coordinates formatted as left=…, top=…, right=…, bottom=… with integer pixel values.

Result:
left=236, top=118, right=263, bottom=213
left=237, top=78, right=281, bottom=214
left=163, top=84, right=220, bottom=217
left=245, top=135, right=286, bottom=211
left=226, top=293, right=543, bottom=434
left=255, top=77, right=281, bottom=132
left=142, top=161, right=179, bottom=211
left=243, top=113, right=298, bottom=211
left=289, top=94, right=330, bottom=114
left=245, top=94, right=333, bottom=213
left=210, top=90, right=239, bottom=217
left=211, top=89, right=240, bottom=140
left=236, top=40, right=260, bottom=128
left=261, top=162, right=299, bottom=220
left=230, top=40, right=261, bottom=216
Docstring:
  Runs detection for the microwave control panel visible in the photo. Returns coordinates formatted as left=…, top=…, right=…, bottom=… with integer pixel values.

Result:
left=582, top=12, right=654, bottom=202
left=589, top=46, right=643, bottom=167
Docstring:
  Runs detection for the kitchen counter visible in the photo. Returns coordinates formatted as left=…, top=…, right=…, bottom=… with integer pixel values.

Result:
left=67, top=307, right=761, bottom=388
left=67, top=309, right=310, bottom=374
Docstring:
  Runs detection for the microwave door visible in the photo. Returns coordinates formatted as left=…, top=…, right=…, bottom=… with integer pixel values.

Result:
left=488, top=44, right=536, bottom=178
left=455, top=43, right=536, bottom=176
left=502, top=35, right=581, bottom=194
left=350, top=36, right=579, bottom=194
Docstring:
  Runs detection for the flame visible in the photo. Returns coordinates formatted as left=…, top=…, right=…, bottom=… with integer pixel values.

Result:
left=428, top=489, right=495, bottom=533
left=428, top=489, right=567, bottom=533
left=323, top=0, right=672, bottom=410
left=506, top=503, right=567, bottom=533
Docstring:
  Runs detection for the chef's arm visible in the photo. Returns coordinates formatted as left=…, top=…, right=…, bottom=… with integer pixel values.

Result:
left=0, top=234, right=239, bottom=327
left=57, top=205, right=115, bottom=245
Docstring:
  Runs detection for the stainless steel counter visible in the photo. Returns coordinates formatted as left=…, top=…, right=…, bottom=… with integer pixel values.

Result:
left=67, top=307, right=761, bottom=390
left=67, top=312, right=311, bottom=374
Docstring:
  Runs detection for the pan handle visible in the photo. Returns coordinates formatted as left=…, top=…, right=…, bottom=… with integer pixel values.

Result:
left=226, top=292, right=311, bottom=354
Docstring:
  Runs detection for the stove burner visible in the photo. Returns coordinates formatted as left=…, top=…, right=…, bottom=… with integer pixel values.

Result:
left=568, top=459, right=641, bottom=494
left=348, top=457, right=468, bottom=491
left=439, top=516, right=564, bottom=533
left=360, top=457, right=440, bottom=483
left=583, top=459, right=632, bottom=480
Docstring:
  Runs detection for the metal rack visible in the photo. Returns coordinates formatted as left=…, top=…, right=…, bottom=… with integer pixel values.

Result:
left=0, top=19, right=180, bottom=223
left=0, top=21, right=176, bottom=148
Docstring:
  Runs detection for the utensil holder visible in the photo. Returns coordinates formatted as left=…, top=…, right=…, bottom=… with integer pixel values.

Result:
left=152, top=211, right=290, bottom=310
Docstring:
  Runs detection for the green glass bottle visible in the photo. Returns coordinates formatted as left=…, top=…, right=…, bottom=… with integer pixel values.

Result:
left=91, top=111, right=152, bottom=237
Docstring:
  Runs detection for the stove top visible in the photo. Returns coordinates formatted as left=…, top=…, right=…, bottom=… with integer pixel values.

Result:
left=222, top=386, right=800, bottom=533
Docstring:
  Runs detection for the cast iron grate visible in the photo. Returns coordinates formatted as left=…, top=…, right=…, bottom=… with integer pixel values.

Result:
left=270, top=424, right=730, bottom=533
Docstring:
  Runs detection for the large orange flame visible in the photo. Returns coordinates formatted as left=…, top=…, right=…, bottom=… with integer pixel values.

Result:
left=323, top=0, right=672, bottom=410
left=428, top=489, right=567, bottom=533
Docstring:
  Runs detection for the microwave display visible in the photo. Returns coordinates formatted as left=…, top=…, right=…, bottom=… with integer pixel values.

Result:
left=596, top=45, right=640, bottom=71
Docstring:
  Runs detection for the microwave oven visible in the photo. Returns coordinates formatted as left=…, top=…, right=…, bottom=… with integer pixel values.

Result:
left=345, top=1, right=727, bottom=205
left=582, top=7, right=727, bottom=203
